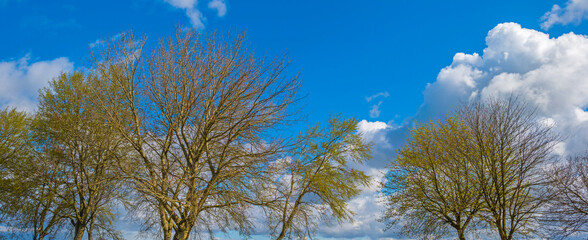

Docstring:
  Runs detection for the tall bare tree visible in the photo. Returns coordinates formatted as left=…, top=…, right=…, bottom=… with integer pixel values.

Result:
left=542, top=154, right=588, bottom=238
left=259, top=115, right=371, bottom=240
left=381, top=115, right=483, bottom=240
left=90, top=29, right=300, bottom=240
left=460, top=97, right=558, bottom=240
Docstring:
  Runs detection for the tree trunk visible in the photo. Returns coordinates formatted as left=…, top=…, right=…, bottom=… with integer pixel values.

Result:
left=276, top=225, right=288, bottom=240
left=73, top=222, right=85, bottom=240
left=159, top=204, right=172, bottom=240
left=497, top=225, right=508, bottom=240
left=163, top=229, right=172, bottom=240
left=172, top=228, right=190, bottom=240
left=457, top=230, right=466, bottom=240
left=87, top=217, right=95, bottom=240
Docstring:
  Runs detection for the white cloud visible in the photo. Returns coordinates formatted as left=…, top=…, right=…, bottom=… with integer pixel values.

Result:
left=89, top=32, right=124, bottom=49
left=165, top=0, right=196, bottom=9
left=541, top=0, right=588, bottom=30
left=316, top=166, right=401, bottom=240
left=366, top=92, right=390, bottom=118
left=369, top=101, right=383, bottom=118
left=0, top=55, right=74, bottom=112
left=366, top=91, right=390, bottom=102
left=357, top=120, right=393, bottom=154
left=417, top=22, right=588, bottom=155
left=357, top=119, right=389, bottom=133
left=292, top=121, right=404, bottom=239
left=88, top=39, right=102, bottom=48
left=208, top=0, right=227, bottom=17
left=163, top=0, right=204, bottom=29
left=305, top=121, right=406, bottom=239
left=356, top=120, right=405, bottom=169
left=164, top=0, right=229, bottom=28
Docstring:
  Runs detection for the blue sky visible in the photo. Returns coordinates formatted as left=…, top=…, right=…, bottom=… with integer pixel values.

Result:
left=3, top=0, right=588, bottom=239
left=0, top=0, right=576, bottom=122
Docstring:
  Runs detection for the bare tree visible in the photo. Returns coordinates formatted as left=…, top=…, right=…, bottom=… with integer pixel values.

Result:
left=259, top=115, right=371, bottom=240
left=90, top=28, right=300, bottom=240
left=460, top=97, right=558, bottom=240
left=542, top=154, right=588, bottom=238
left=381, top=115, right=483, bottom=240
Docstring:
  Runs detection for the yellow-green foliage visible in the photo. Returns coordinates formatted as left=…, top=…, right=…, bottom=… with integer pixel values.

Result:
left=269, top=114, right=372, bottom=240
left=0, top=108, right=30, bottom=166
left=299, top=115, right=371, bottom=222
left=382, top=115, right=482, bottom=240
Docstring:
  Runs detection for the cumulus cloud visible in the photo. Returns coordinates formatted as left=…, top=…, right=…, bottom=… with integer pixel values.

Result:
left=208, top=0, right=227, bottom=17
left=0, top=55, right=74, bottom=112
left=282, top=121, right=404, bottom=240
left=355, top=120, right=409, bottom=170
left=541, top=0, right=588, bottom=30
left=316, top=167, right=399, bottom=239
left=418, top=22, right=588, bottom=154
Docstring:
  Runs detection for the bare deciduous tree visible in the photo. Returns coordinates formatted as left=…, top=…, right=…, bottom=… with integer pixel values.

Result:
left=90, top=29, right=300, bottom=240
left=542, top=154, right=588, bottom=238
left=460, top=97, right=558, bottom=240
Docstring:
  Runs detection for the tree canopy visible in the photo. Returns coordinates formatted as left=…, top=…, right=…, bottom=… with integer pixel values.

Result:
left=0, top=28, right=375, bottom=240
left=382, top=97, right=559, bottom=240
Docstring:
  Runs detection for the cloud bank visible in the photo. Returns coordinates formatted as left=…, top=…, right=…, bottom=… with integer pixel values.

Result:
left=364, top=22, right=588, bottom=161
left=542, top=0, right=588, bottom=30
left=419, top=22, right=588, bottom=155
left=0, top=55, right=74, bottom=112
